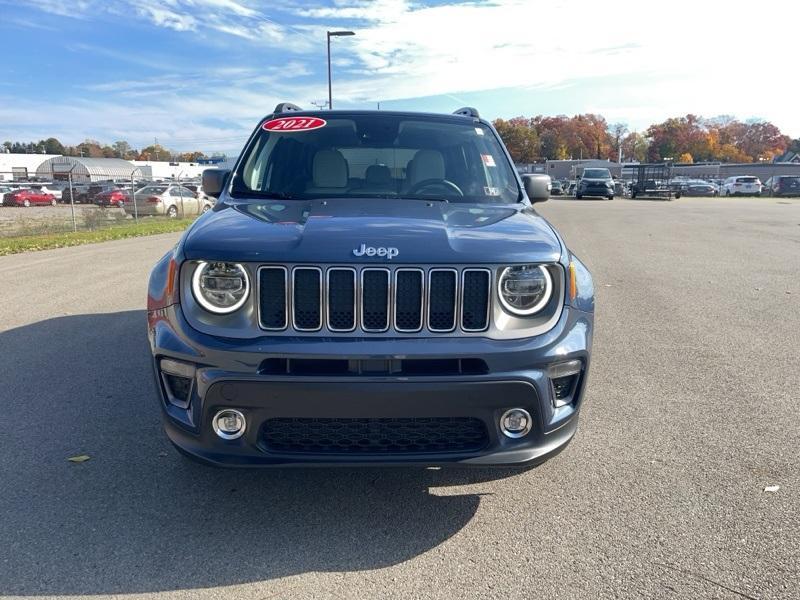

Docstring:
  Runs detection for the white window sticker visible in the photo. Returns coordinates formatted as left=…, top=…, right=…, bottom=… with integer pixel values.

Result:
left=484, top=186, right=500, bottom=196
left=475, top=128, right=485, bottom=136
left=481, top=154, right=496, bottom=167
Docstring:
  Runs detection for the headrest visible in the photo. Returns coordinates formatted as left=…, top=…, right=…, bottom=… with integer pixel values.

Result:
left=365, top=164, right=391, bottom=185
left=312, top=150, right=348, bottom=188
left=408, top=149, right=445, bottom=184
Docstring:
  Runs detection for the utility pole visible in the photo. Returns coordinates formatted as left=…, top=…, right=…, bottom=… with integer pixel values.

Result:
left=326, top=30, right=355, bottom=110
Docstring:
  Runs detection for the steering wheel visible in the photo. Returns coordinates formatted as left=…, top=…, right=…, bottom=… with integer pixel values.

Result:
left=408, top=178, right=464, bottom=197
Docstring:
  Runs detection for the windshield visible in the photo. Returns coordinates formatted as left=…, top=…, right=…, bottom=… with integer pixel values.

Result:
left=231, top=113, right=521, bottom=203
left=582, top=168, right=611, bottom=179
left=136, top=186, right=167, bottom=195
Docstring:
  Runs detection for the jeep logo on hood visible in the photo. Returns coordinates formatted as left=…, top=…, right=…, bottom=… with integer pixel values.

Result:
left=353, top=243, right=399, bottom=259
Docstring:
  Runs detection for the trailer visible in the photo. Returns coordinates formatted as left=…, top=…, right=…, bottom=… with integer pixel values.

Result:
left=628, top=163, right=679, bottom=200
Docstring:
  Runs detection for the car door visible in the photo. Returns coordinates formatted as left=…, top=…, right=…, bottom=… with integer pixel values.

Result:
left=166, top=186, right=184, bottom=216
left=180, top=186, right=200, bottom=214
left=31, top=188, right=47, bottom=204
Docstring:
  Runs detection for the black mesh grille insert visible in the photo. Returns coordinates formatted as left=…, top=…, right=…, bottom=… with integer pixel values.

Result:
left=262, top=417, right=489, bottom=454
left=362, top=269, right=389, bottom=331
left=461, top=270, right=490, bottom=331
left=327, top=269, right=355, bottom=331
left=293, top=268, right=321, bottom=330
left=259, top=267, right=287, bottom=329
left=395, top=270, right=423, bottom=331
left=428, top=270, right=456, bottom=331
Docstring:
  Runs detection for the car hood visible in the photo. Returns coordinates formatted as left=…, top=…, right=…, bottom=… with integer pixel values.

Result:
left=580, top=178, right=612, bottom=184
left=182, top=198, right=562, bottom=264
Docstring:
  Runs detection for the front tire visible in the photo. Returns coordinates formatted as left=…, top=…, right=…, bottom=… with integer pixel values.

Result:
left=607, top=195, right=614, bottom=200
left=167, top=205, right=178, bottom=218
left=50, top=198, right=57, bottom=206
left=23, top=199, right=30, bottom=207
left=575, top=194, right=583, bottom=199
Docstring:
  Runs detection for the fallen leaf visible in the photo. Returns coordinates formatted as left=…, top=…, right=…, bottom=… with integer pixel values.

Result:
left=67, top=455, right=91, bottom=463
left=764, top=485, right=780, bottom=493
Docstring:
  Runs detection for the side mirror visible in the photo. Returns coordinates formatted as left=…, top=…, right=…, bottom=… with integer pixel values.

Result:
left=202, top=169, right=230, bottom=196
left=522, top=174, right=551, bottom=203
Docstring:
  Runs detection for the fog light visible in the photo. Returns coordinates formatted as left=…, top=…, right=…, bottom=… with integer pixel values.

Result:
left=212, top=409, right=246, bottom=440
left=500, top=408, right=532, bottom=438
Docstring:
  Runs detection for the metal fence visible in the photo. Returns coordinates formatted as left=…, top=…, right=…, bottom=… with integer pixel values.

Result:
left=0, top=170, right=207, bottom=238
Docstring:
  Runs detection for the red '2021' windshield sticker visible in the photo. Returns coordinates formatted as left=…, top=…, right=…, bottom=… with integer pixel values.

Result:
left=263, top=117, right=327, bottom=132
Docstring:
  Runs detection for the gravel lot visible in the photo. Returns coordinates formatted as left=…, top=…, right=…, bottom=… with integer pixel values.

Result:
left=0, top=196, right=797, bottom=599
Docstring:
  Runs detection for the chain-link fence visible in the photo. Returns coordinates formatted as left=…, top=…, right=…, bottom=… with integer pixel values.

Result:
left=0, top=170, right=212, bottom=238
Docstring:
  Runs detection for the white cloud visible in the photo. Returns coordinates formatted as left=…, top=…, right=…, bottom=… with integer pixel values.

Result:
left=297, top=0, right=799, bottom=134
left=7, top=0, right=800, bottom=148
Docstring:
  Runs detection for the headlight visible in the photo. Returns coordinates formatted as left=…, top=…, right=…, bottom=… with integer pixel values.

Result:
left=498, top=265, right=553, bottom=316
left=191, top=261, right=250, bottom=314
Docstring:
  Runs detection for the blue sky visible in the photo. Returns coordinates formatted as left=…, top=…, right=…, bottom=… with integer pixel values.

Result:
left=1, top=0, right=798, bottom=156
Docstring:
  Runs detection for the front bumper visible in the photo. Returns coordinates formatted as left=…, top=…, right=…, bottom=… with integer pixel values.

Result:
left=149, top=304, right=593, bottom=467
left=578, top=185, right=613, bottom=197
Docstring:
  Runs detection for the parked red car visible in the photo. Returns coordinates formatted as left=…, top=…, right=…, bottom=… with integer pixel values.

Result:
left=5, top=188, right=57, bottom=207
left=94, top=188, right=130, bottom=208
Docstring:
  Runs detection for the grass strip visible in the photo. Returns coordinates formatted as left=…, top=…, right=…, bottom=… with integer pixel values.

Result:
left=0, top=218, right=194, bottom=256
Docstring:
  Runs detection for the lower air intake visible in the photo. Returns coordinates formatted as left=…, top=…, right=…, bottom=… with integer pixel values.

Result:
left=262, top=417, right=489, bottom=455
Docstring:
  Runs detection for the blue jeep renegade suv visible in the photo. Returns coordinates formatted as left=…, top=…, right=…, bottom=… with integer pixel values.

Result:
left=147, top=104, right=594, bottom=467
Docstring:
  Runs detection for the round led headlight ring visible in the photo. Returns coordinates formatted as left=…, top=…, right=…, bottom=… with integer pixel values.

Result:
left=498, top=265, right=553, bottom=316
left=191, top=261, right=250, bottom=314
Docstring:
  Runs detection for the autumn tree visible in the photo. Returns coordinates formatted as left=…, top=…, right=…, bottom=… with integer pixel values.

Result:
left=137, top=144, right=170, bottom=161
left=622, top=132, right=648, bottom=162
left=175, top=151, right=207, bottom=162
left=492, top=117, right=540, bottom=163
left=532, top=115, right=571, bottom=159
left=609, top=123, right=628, bottom=161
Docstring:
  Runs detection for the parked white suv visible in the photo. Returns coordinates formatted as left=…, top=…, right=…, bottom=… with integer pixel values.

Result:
left=721, top=176, right=761, bottom=197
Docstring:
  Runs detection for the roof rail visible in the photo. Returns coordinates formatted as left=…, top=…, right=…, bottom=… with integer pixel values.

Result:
left=274, top=102, right=303, bottom=114
left=452, top=107, right=480, bottom=118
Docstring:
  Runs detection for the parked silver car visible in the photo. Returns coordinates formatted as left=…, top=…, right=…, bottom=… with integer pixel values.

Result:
left=123, top=184, right=212, bottom=218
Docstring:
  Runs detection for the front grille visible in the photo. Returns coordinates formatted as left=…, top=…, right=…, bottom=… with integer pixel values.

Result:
left=428, top=269, right=457, bottom=332
left=362, top=269, right=390, bottom=331
left=262, top=417, right=489, bottom=455
left=258, top=265, right=492, bottom=334
left=292, top=268, right=322, bottom=330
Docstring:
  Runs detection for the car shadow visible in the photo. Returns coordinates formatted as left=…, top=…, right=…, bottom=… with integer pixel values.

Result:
left=0, top=311, right=526, bottom=596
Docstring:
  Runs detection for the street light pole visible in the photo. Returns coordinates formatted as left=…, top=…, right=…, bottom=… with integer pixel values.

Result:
left=326, top=30, right=355, bottom=110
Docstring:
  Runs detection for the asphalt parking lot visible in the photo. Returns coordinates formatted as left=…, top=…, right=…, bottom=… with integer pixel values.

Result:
left=0, top=196, right=798, bottom=599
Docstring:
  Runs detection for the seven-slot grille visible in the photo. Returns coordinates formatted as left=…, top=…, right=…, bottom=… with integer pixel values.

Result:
left=258, top=265, right=491, bottom=334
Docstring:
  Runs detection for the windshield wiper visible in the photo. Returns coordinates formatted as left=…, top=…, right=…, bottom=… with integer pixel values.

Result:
left=393, top=195, right=450, bottom=203
left=231, top=190, right=300, bottom=200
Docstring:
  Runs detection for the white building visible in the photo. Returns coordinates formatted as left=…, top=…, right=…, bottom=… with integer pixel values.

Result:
left=0, top=153, right=61, bottom=181
left=132, top=160, right=209, bottom=180
left=0, top=152, right=225, bottom=183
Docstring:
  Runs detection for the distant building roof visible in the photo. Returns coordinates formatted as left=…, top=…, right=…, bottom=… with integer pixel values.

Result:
left=35, top=156, right=145, bottom=180
left=774, top=151, right=800, bottom=163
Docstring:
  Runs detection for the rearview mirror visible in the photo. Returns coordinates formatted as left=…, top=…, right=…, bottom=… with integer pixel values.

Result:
left=522, top=174, right=551, bottom=203
left=202, top=169, right=230, bottom=197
